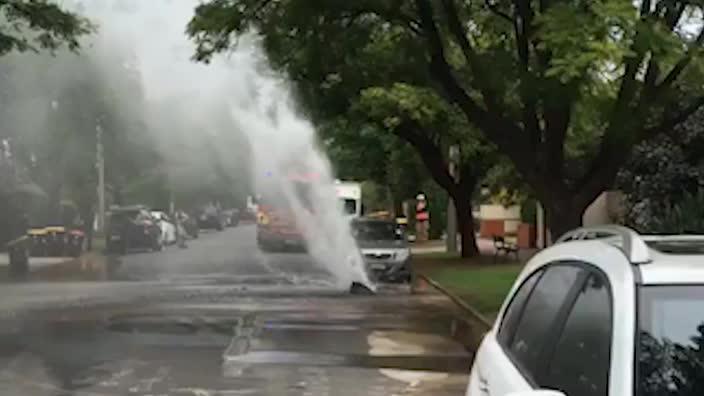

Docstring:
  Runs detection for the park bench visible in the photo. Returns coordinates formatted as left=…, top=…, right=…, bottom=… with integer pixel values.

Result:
left=493, top=235, right=519, bottom=262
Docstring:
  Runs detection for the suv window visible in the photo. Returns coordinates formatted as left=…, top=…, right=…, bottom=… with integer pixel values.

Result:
left=498, top=269, right=543, bottom=345
left=507, top=265, right=583, bottom=379
left=638, top=285, right=704, bottom=396
left=543, top=272, right=612, bottom=396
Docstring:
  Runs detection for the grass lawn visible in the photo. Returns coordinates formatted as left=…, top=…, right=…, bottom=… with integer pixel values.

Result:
left=415, top=253, right=524, bottom=318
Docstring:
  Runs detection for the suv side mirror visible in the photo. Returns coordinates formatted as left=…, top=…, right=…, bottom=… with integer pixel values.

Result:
left=506, top=391, right=566, bottom=396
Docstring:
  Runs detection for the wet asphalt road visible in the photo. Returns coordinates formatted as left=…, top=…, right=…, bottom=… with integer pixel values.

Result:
left=0, top=225, right=471, bottom=395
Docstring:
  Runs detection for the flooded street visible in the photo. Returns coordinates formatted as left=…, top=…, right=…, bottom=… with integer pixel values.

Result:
left=0, top=225, right=471, bottom=395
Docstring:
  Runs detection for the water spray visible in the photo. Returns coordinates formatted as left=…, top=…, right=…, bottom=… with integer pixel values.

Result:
left=76, top=1, right=377, bottom=293
left=226, top=51, right=376, bottom=292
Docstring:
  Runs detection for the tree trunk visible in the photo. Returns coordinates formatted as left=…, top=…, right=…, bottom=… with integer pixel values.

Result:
left=545, top=201, right=585, bottom=241
left=453, top=189, right=480, bottom=257
left=79, top=205, right=95, bottom=251
left=114, top=187, right=123, bottom=206
left=45, top=182, right=63, bottom=225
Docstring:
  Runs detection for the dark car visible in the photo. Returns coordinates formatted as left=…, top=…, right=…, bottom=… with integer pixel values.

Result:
left=223, top=209, right=240, bottom=227
left=105, top=205, right=162, bottom=254
left=197, top=210, right=225, bottom=231
left=351, top=218, right=412, bottom=283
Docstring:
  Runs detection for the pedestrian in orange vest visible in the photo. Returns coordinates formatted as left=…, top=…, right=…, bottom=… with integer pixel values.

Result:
left=415, top=194, right=430, bottom=242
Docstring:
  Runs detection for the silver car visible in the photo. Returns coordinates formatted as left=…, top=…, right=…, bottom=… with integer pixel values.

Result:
left=351, top=218, right=412, bottom=283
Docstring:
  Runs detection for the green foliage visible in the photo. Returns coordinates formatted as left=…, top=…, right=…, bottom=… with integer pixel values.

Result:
left=649, top=189, right=704, bottom=234
left=617, top=108, right=704, bottom=232
left=535, top=0, right=638, bottom=82
left=481, top=159, right=528, bottom=204
left=359, top=84, right=450, bottom=129
left=0, top=0, right=94, bottom=56
left=322, top=120, right=391, bottom=184
left=521, top=198, right=538, bottom=224
left=187, top=0, right=704, bottom=239
left=360, top=181, right=392, bottom=214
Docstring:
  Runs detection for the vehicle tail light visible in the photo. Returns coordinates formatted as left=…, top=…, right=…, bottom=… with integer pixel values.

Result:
left=257, top=210, right=270, bottom=225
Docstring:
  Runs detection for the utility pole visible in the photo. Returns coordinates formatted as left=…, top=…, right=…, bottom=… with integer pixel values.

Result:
left=446, top=145, right=460, bottom=253
left=96, top=123, right=105, bottom=233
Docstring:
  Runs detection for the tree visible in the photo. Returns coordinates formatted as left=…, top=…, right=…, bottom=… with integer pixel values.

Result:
left=617, top=108, right=704, bottom=231
left=324, top=120, right=452, bottom=239
left=0, top=0, right=92, bottom=56
left=0, top=38, right=156, bottom=248
left=0, top=0, right=92, bottom=242
left=188, top=0, right=704, bottom=238
left=355, top=83, right=495, bottom=255
left=188, top=2, right=497, bottom=256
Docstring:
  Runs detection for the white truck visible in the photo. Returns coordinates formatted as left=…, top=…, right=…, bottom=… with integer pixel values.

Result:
left=334, top=181, right=362, bottom=218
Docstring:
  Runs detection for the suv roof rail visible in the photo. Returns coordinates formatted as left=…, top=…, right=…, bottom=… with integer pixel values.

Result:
left=556, top=225, right=651, bottom=264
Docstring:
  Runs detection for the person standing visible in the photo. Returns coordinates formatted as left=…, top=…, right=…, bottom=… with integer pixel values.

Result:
left=175, top=210, right=188, bottom=248
left=415, top=194, right=430, bottom=242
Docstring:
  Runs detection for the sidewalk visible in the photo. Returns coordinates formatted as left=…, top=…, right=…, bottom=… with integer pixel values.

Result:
left=411, top=237, right=539, bottom=260
left=410, top=240, right=446, bottom=254
left=0, top=253, right=71, bottom=270
left=0, top=251, right=113, bottom=281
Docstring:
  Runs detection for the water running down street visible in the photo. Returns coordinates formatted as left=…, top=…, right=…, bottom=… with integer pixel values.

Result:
left=0, top=225, right=471, bottom=395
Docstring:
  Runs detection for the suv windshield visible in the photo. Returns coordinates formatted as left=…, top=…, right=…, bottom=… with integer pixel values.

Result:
left=638, top=285, right=704, bottom=395
left=352, top=221, right=399, bottom=241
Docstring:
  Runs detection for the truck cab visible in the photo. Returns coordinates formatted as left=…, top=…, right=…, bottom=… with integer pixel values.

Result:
left=335, top=181, right=362, bottom=219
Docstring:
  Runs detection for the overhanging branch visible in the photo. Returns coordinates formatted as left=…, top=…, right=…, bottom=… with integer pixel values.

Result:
left=439, top=0, right=476, bottom=65
left=393, top=120, right=457, bottom=194
left=346, top=3, right=423, bottom=35
left=642, top=95, right=704, bottom=138
left=414, top=0, right=535, bottom=175
left=657, top=26, right=704, bottom=90
left=485, top=0, right=513, bottom=22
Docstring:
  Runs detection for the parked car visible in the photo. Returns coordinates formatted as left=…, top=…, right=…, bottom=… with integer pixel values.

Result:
left=151, top=210, right=177, bottom=245
left=105, top=206, right=162, bottom=254
left=198, top=210, right=225, bottom=231
left=223, top=209, right=240, bottom=227
left=466, top=225, right=704, bottom=396
left=239, top=207, right=256, bottom=222
left=351, top=218, right=411, bottom=283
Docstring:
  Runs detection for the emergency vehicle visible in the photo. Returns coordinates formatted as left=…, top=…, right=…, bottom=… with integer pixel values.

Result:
left=256, top=176, right=362, bottom=252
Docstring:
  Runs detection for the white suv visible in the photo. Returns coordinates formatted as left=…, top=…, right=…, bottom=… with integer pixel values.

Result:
left=466, top=225, right=704, bottom=396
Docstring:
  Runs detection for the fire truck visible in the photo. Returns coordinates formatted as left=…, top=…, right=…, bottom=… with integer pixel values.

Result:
left=256, top=175, right=362, bottom=252
left=256, top=173, right=313, bottom=252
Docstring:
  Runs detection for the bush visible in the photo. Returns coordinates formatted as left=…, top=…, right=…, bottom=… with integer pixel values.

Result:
left=617, top=108, right=704, bottom=232
left=648, top=189, right=704, bottom=234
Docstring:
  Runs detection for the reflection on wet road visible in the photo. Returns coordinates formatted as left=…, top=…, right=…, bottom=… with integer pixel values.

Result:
left=0, top=225, right=471, bottom=395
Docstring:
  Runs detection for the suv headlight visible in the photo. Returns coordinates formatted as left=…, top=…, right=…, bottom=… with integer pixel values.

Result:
left=394, top=249, right=410, bottom=262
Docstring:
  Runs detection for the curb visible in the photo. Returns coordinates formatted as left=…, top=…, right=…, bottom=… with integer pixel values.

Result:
left=416, top=273, right=493, bottom=330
